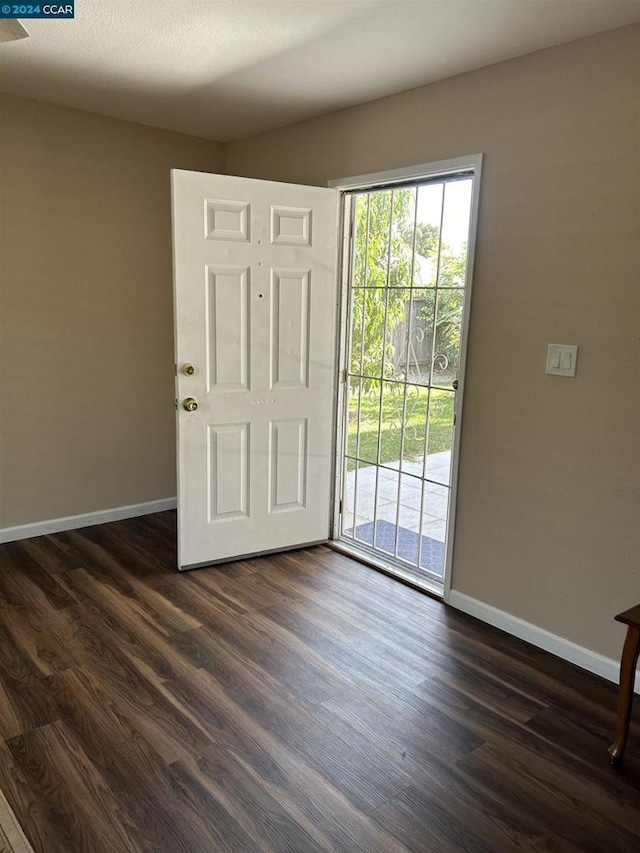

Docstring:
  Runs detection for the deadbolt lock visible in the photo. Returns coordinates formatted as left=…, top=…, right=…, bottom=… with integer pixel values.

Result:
left=183, top=397, right=198, bottom=412
left=182, top=363, right=196, bottom=376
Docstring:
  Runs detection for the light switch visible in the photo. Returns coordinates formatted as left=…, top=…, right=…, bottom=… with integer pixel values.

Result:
left=546, top=344, right=578, bottom=377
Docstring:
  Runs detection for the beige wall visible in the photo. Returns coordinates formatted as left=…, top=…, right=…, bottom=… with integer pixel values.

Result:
left=227, top=25, right=640, bottom=661
left=0, top=94, right=224, bottom=526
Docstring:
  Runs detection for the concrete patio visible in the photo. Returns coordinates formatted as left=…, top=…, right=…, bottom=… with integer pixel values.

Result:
left=342, top=449, right=452, bottom=546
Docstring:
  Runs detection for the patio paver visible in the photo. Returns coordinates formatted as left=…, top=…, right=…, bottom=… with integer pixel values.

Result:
left=342, top=450, right=451, bottom=543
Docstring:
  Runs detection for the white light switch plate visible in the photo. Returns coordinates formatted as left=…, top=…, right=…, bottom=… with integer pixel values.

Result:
left=546, top=344, right=578, bottom=377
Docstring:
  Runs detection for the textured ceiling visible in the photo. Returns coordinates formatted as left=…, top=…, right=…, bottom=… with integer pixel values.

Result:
left=0, top=0, right=639, bottom=142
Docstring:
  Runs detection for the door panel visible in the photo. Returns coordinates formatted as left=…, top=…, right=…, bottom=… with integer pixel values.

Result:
left=207, top=422, right=250, bottom=521
left=269, top=418, right=308, bottom=512
left=172, top=170, right=338, bottom=569
left=270, top=269, right=310, bottom=388
left=206, top=265, right=251, bottom=390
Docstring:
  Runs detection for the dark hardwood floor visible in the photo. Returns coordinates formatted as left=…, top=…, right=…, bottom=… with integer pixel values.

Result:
left=0, top=511, right=638, bottom=852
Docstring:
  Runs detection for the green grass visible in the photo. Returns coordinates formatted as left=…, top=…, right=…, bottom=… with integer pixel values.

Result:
left=346, top=385, right=453, bottom=471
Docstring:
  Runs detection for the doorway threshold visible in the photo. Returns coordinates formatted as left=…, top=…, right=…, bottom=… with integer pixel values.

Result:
left=328, top=539, right=444, bottom=600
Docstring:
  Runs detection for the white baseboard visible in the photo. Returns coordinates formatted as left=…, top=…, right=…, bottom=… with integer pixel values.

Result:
left=447, top=589, right=636, bottom=692
left=0, top=498, right=177, bottom=544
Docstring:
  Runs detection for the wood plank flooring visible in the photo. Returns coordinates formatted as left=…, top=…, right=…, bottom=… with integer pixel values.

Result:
left=0, top=510, right=638, bottom=852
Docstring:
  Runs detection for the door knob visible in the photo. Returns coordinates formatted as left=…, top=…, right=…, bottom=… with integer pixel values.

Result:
left=182, top=363, right=196, bottom=376
left=183, top=397, right=198, bottom=412
left=452, top=379, right=458, bottom=390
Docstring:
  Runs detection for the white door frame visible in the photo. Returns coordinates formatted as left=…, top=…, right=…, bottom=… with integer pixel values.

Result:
left=328, top=155, right=483, bottom=602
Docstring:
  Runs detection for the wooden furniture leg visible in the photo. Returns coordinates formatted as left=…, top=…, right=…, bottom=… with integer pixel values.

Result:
left=609, top=611, right=640, bottom=766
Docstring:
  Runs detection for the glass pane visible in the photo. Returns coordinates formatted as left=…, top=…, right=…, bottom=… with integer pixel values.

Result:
left=346, top=381, right=361, bottom=460
left=414, top=182, right=444, bottom=288
left=355, top=380, right=381, bottom=466
left=386, top=288, right=412, bottom=381
left=400, top=384, right=428, bottom=474
left=432, top=289, right=464, bottom=387
left=399, top=473, right=423, bottom=520
left=380, top=381, right=404, bottom=467
left=396, top=473, right=423, bottom=565
left=419, top=518, right=446, bottom=577
left=341, top=464, right=356, bottom=538
left=425, top=389, right=454, bottom=486
left=389, top=187, right=416, bottom=289
left=439, top=179, right=472, bottom=288
left=352, top=194, right=368, bottom=288
left=361, top=289, right=387, bottom=379
left=365, top=189, right=391, bottom=287
left=421, top=481, right=449, bottom=535
left=349, top=288, right=365, bottom=377
left=404, top=289, right=435, bottom=385
left=351, top=464, right=377, bottom=545
left=374, top=469, right=399, bottom=555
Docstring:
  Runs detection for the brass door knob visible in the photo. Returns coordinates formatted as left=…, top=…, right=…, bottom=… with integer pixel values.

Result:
left=183, top=397, right=198, bottom=412
left=182, top=363, right=195, bottom=376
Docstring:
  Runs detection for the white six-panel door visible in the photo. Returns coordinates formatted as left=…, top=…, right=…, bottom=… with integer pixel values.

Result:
left=171, top=170, right=338, bottom=569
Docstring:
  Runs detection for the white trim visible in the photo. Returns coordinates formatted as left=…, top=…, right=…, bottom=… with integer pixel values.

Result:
left=0, top=498, right=177, bottom=544
left=329, top=154, right=483, bottom=191
left=442, top=155, right=482, bottom=601
left=448, top=590, right=636, bottom=692
left=330, top=192, right=353, bottom=537
left=171, top=169, right=185, bottom=569
left=331, top=193, right=353, bottom=539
